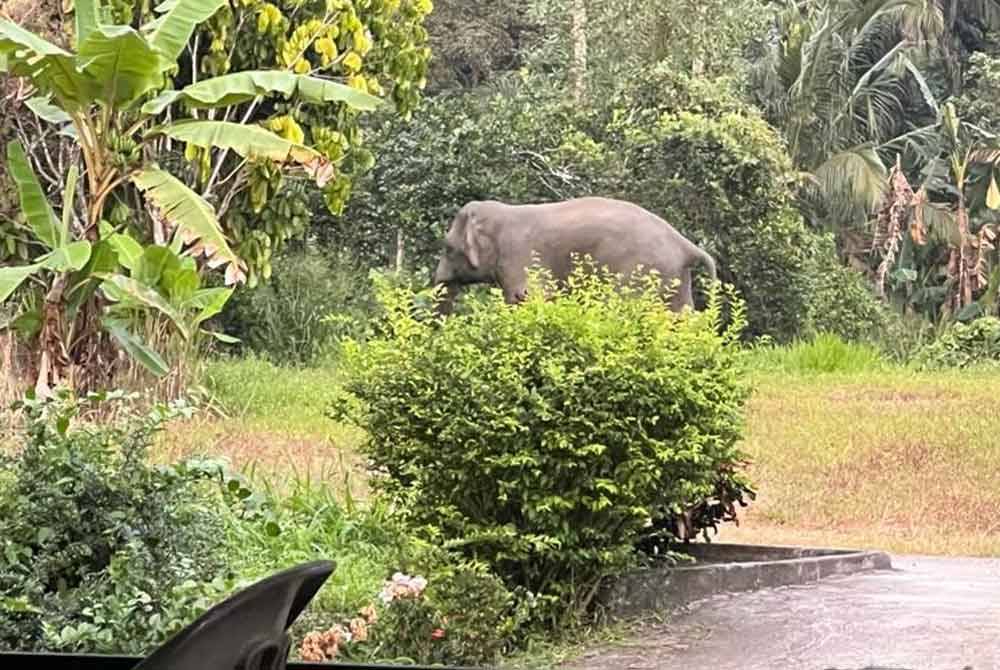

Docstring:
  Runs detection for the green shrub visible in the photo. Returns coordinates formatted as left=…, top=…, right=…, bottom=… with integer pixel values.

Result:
left=0, top=391, right=231, bottom=653
left=331, top=266, right=753, bottom=625
left=915, top=317, right=1000, bottom=369
left=222, top=247, right=375, bottom=365
left=806, top=252, right=890, bottom=344
left=610, top=70, right=818, bottom=340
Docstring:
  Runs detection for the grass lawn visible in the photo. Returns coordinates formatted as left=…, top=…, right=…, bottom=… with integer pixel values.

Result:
left=159, top=356, right=368, bottom=495
left=179, top=353, right=1000, bottom=558
left=718, top=367, right=1000, bottom=556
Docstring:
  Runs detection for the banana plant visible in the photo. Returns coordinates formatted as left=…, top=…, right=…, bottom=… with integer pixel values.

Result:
left=0, top=0, right=380, bottom=393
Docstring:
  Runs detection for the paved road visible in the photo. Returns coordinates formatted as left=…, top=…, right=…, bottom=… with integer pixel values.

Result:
left=562, top=556, right=1000, bottom=670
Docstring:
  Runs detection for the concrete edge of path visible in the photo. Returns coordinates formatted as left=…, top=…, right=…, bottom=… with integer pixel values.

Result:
left=600, top=543, right=893, bottom=619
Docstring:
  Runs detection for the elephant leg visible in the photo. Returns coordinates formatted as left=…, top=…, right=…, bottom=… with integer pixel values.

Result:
left=499, top=265, right=529, bottom=305
left=667, top=270, right=694, bottom=312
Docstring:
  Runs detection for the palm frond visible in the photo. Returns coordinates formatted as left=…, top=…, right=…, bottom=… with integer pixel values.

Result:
left=815, top=144, right=889, bottom=216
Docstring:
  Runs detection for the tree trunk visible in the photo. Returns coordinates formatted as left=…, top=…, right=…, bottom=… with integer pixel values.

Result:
left=395, top=227, right=405, bottom=272
left=570, top=0, right=588, bottom=103
left=35, top=275, right=71, bottom=397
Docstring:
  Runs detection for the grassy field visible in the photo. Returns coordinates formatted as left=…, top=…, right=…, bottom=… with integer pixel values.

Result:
left=167, top=347, right=1000, bottom=558
left=159, top=356, right=366, bottom=494
left=719, top=366, right=1000, bottom=556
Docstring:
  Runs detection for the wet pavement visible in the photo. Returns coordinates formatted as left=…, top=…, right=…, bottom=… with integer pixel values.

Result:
left=563, top=556, right=1000, bottom=670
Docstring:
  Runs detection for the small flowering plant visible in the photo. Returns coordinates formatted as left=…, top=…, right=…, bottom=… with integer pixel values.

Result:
left=298, top=559, right=526, bottom=666
left=379, top=572, right=428, bottom=604
left=299, top=572, right=445, bottom=663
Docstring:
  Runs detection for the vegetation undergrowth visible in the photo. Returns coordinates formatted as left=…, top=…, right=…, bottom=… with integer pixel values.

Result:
left=0, top=390, right=526, bottom=666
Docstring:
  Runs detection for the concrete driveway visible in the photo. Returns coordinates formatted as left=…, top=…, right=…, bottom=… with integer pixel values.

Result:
left=562, top=556, right=1000, bottom=670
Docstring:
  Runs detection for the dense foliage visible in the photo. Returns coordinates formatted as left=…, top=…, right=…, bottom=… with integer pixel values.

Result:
left=222, top=247, right=375, bottom=364
left=0, top=391, right=231, bottom=653
left=326, top=69, right=824, bottom=340
left=915, top=317, right=1000, bottom=369
left=332, top=267, right=753, bottom=624
left=0, top=0, right=429, bottom=395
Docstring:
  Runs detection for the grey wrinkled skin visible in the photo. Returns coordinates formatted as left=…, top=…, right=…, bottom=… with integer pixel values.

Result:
left=431, top=197, right=717, bottom=315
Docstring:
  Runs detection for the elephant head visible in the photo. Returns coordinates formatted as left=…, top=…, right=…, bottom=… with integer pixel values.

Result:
left=432, top=204, right=495, bottom=313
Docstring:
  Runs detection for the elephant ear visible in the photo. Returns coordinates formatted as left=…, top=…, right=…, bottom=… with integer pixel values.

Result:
left=464, top=211, right=481, bottom=269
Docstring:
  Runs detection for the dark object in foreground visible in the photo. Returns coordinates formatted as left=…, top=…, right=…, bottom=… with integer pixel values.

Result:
left=1, top=560, right=478, bottom=670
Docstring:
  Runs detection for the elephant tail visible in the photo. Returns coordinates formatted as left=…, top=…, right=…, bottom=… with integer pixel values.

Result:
left=692, top=246, right=717, bottom=283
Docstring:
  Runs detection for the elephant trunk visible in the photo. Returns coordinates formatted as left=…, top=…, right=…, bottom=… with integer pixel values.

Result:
left=433, top=281, right=460, bottom=317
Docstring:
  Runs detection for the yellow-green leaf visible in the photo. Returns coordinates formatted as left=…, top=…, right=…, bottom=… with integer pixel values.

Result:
left=141, top=71, right=381, bottom=116
left=131, top=169, right=246, bottom=285
left=7, top=140, right=60, bottom=249
left=988, top=173, right=1000, bottom=210
left=148, top=0, right=228, bottom=62
left=160, top=121, right=333, bottom=185
left=0, top=264, right=43, bottom=303
left=99, top=273, right=190, bottom=338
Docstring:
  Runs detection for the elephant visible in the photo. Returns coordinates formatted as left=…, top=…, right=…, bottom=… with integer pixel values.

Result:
left=431, top=196, right=717, bottom=314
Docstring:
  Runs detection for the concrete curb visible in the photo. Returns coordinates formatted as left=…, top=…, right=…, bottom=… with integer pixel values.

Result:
left=600, top=543, right=893, bottom=619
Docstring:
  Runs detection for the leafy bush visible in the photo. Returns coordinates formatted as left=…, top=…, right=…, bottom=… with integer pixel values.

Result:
left=915, top=317, right=1000, bottom=369
left=805, top=251, right=891, bottom=344
left=331, top=266, right=753, bottom=625
left=747, top=334, right=886, bottom=375
left=0, top=391, right=231, bottom=653
left=222, top=247, right=376, bottom=365
left=610, top=69, right=819, bottom=340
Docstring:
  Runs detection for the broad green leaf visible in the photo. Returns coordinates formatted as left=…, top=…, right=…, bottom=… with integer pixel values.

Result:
left=163, top=265, right=199, bottom=303
left=74, top=0, right=100, bottom=47
left=187, top=287, right=232, bottom=326
left=61, top=164, right=79, bottom=247
left=160, top=120, right=334, bottom=185
left=0, top=264, right=42, bottom=302
left=106, top=231, right=144, bottom=270
left=99, top=273, right=190, bottom=338
left=149, top=0, right=227, bottom=63
left=65, top=239, right=120, bottom=315
left=203, top=329, right=240, bottom=344
left=78, top=26, right=168, bottom=106
left=0, top=19, right=97, bottom=109
left=142, top=71, right=381, bottom=115
left=102, top=318, right=170, bottom=377
left=39, top=241, right=93, bottom=272
left=25, top=96, right=72, bottom=125
left=988, top=173, right=1000, bottom=211
left=10, top=309, right=42, bottom=339
left=161, top=120, right=324, bottom=165
left=135, top=245, right=180, bottom=287
left=7, top=140, right=60, bottom=249
left=0, top=18, right=71, bottom=58
left=132, top=168, right=245, bottom=285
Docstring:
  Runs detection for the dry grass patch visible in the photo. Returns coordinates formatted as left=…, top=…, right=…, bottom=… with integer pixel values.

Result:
left=156, top=356, right=368, bottom=492
left=720, top=369, right=1000, bottom=556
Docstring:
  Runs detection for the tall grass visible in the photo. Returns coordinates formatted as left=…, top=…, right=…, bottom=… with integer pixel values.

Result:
left=746, top=333, right=887, bottom=375
left=223, top=473, right=404, bottom=621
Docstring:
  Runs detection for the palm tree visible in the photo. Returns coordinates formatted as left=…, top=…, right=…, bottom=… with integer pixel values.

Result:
left=751, top=0, right=947, bottom=239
